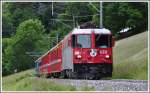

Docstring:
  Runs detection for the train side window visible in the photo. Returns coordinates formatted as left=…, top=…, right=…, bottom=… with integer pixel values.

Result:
left=72, top=35, right=76, bottom=48
left=39, top=62, right=41, bottom=66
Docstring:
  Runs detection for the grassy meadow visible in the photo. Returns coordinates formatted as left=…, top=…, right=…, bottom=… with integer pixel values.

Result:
left=113, top=31, right=148, bottom=79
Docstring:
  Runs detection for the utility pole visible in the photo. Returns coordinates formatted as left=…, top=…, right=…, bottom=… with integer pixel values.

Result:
left=89, top=2, right=103, bottom=28
left=52, top=2, right=54, bottom=16
left=73, top=15, right=75, bottom=28
left=100, top=1, right=103, bottom=28
left=52, top=2, right=54, bottom=25
left=56, top=33, right=59, bottom=43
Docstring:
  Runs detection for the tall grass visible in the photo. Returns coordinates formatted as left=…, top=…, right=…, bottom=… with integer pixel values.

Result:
left=113, top=31, right=148, bottom=80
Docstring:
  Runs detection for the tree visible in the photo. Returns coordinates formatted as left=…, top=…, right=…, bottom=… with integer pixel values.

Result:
left=2, top=2, right=40, bottom=37
left=3, top=19, right=45, bottom=75
left=2, top=38, right=13, bottom=75
left=2, top=3, right=14, bottom=37
left=103, top=2, right=147, bottom=35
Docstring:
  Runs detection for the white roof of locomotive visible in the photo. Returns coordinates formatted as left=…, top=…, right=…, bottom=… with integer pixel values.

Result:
left=72, top=28, right=111, bottom=34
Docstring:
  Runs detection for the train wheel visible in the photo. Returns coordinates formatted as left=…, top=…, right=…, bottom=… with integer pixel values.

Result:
left=47, top=73, right=52, bottom=78
left=88, top=76, right=94, bottom=80
left=96, top=73, right=103, bottom=80
left=65, top=69, right=73, bottom=79
left=71, top=72, right=77, bottom=79
left=35, top=73, right=40, bottom=77
left=105, top=72, right=112, bottom=77
left=60, top=70, right=67, bottom=79
left=41, top=73, right=48, bottom=78
left=94, top=76, right=101, bottom=80
left=57, top=72, right=61, bottom=78
left=84, top=73, right=89, bottom=80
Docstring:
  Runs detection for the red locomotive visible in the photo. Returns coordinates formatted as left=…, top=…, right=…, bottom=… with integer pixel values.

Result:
left=35, top=27, right=115, bottom=79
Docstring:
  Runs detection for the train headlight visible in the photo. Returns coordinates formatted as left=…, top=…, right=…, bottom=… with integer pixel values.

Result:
left=74, top=51, right=80, bottom=55
left=77, top=55, right=82, bottom=59
left=105, top=55, right=110, bottom=59
left=74, top=51, right=82, bottom=59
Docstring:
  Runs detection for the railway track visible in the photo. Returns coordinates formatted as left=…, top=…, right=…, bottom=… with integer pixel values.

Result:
left=47, top=79, right=148, bottom=91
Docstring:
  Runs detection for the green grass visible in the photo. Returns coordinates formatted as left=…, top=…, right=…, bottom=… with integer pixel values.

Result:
left=2, top=69, right=77, bottom=91
left=112, top=31, right=148, bottom=80
left=2, top=69, right=93, bottom=91
left=2, top=31, right=148, bottom=91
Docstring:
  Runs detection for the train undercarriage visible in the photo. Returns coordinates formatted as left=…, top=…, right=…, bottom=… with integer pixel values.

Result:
left=44, top=63, right=112, bottom=80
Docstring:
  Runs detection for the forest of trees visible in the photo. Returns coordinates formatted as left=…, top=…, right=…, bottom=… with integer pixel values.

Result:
left=2, top=2, right=148, bottom=76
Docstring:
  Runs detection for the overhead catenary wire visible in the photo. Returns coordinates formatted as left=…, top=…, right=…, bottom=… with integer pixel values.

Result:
left=88, top=2, right=100, bottom=13
left=50, top=13, right=101, bottom=28
left=52, top=2, right=103, bottom=28
left=31, top=3, right=103, bottom=57
left=74, top=14, right=100, bottom=18
left=54, top=12, right=100, bottom=18
left=50, top=19, right=74, bottom=22
left=32, top=4, right=104, bottom=59
left=88, top=2, right=103, bottom=28
left=48, top=3, right=103, bottom=48
left=50, top=19, right=72, bottom=29
left=44, top=36, right=64, bottom=39
left=52, top=2, right=104, bottom=28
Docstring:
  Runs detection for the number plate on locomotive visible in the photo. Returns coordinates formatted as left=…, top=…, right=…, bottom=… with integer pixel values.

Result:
left=99, top=50, right=108, bottom=54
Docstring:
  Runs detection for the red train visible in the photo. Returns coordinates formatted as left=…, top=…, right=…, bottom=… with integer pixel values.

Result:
left=35, top=28, right=115, bottom=79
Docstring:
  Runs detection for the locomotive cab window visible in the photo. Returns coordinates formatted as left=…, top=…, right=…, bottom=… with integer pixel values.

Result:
left=72, top=35, right=76, bottom=48
left=95, top=34, right=112, bottom=48
left=72, top=34, right=91, bottom=48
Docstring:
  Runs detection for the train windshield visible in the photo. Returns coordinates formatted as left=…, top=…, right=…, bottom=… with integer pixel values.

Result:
left=95, top=34, right=112, bottom=48
left=72, top=35, right=91, bottom=48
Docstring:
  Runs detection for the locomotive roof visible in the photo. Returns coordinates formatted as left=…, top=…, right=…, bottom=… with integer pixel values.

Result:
left=72, top=28, right=111, bottom=34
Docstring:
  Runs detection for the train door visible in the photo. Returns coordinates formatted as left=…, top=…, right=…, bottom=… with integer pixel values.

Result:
left=35, top=61, right=39, bottom=75
left=62, top=38, right=73, bottom=71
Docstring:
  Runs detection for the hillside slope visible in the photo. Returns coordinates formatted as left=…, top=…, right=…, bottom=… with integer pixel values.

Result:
left=2, top=31, right=148, bottom=91
left=113, top=31, right=148, bottom=79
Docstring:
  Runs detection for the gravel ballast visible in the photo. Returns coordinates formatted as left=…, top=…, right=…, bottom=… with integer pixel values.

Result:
left=48, top=79, right=148, bottom=91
